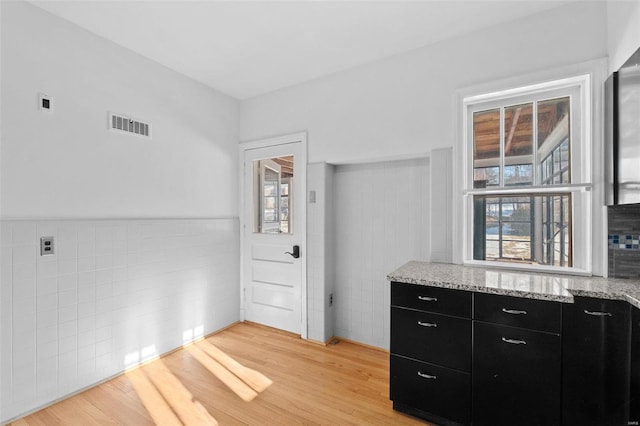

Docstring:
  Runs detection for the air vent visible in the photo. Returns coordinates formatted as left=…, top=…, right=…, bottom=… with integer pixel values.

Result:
left=108, top=112, right=151, bottom=138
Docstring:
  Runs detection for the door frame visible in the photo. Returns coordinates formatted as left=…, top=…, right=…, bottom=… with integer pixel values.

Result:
left=238, top=132, right=308, bottom=338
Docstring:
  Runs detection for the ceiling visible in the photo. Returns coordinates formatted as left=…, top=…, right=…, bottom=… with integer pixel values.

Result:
left=31, top=0, right=577, bottom=100
left=474, top=98, right=569, bottom=161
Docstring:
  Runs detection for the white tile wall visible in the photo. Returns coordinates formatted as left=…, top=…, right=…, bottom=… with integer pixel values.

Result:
left=333, top=158, right=429, bottom=349
left=0, top=218, right=239, bottom=422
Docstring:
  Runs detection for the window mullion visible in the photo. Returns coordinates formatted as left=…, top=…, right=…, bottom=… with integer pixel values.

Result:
left=499, top=107, right=505, bottom=187
left=532, top=101, right=538, bottom=185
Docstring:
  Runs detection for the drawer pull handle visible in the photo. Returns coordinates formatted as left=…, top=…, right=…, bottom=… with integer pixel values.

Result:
left=417, top=321, right=437, bottom=328
left=502, top=308, right=527, bottom=315
left=501, top=337, right=527, bottom=345
left=584, top=310, right=613, bottom=317
left=417, top=372, right=437, bottom=380
left=418, top=296, right=437, bottom=302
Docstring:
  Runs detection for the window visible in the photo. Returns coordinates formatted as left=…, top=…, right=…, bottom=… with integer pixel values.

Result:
left=254, top=156, right=294, bottom=234
left=462, top=76, right=592, bottom=273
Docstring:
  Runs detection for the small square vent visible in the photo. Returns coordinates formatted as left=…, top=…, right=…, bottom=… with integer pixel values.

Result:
left=109, top=112, right=151, bottom=138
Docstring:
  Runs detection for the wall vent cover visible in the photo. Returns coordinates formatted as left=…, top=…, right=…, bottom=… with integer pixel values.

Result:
left=108, top=112, right=151, bottom=138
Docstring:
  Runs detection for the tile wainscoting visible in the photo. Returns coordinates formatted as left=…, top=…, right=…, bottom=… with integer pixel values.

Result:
left=0, top=218, right=239, bottom=422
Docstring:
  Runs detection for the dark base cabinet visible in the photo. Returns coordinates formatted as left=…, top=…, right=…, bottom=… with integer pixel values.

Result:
left=390, top=281, right=638, bottom=426
left=390, top=355, right=470, bottom=426
left=562, top=297, right=631, bottom=426
left=472, top=321, right=561, bottom=426
left=631, top=306, right=640, bottom=426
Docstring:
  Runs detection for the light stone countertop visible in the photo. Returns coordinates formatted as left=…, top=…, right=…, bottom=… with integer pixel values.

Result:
left=387, top=261, right=640, bottom=309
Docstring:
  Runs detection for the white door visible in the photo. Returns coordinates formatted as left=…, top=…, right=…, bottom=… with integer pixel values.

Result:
left=240, top=134, right=307, bottom=336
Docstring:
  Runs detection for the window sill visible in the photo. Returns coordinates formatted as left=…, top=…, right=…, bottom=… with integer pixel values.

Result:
left=462, top=259, right=592, bottom=277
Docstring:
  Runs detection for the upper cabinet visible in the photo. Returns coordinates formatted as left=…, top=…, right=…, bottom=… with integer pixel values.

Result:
left=606, top=45, right=640, bottom=205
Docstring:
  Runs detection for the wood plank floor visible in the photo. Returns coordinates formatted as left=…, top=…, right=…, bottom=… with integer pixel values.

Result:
left=11, top=322, right=427, bottom=425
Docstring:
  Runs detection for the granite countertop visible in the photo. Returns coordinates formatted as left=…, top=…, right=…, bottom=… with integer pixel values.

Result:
left=387, top=261, right=640, bottom=309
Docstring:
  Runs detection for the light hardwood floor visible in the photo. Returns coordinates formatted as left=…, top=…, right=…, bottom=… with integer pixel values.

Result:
left=10, top=322, right=427, bottom=425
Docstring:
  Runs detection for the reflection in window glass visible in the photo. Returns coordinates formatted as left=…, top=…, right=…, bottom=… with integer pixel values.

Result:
left=254, top=156, right=294, bottom=234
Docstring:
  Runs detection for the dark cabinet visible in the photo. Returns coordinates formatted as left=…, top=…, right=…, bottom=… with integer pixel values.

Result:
left=390, top=282, right=471, bottom=425
left=562, top=297, right=631, bottom=426
left=391, top=281, right=472, bottom=318
left=472, top=293, right=562, bottom=426
left=389, top=281, right=637, bottom=426
left=391, top=306, right=471, bottom=371
left=390, top=355, right=470, bottom=426
left=630, top=306, right=640, bottom=426
left=474, top=292, right=562, bottom=333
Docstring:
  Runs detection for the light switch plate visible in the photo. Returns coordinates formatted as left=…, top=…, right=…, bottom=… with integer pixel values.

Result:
left=39, top=92, right=53, bottom=113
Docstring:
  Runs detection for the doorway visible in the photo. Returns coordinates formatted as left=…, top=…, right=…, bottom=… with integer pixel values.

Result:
left=239, top=133, right=307, bottom=337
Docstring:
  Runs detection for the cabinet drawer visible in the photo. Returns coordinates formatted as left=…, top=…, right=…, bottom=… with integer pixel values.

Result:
left=474, top=292, right=561, bottom=333
left=473, top=321, right=561, bottom=426
left=391, top=307, right=471, bottom=371
left=391, top=354, right=470, bottom=426
left=391, top=281, right=472, bottom=318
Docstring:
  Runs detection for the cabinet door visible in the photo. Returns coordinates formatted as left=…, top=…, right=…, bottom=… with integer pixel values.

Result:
left=562, top=297, right=631, bottom=426
left=390, top=354, right=471, bottom=426
left=631, top=306, right=640, bottom=426
left=472, top=321, right=561, bottom=426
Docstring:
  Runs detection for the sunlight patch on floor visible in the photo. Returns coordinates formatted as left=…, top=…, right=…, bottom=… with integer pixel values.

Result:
left=126, top=336, right=273, bottom=425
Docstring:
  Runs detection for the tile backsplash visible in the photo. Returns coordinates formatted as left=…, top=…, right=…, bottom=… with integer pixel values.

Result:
left=1, top=218, right=239, bottom=422
left=608, top=204, right=640, bottom=278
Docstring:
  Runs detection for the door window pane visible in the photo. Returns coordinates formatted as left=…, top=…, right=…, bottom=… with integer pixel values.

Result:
left=254, top=156, right=294, bottom=234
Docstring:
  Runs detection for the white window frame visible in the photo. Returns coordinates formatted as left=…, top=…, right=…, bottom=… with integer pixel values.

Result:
left=456, top=73, right=596, bottom=275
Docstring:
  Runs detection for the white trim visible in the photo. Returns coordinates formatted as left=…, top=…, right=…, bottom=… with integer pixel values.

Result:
left=462, top=259, right=592, bottom=277
left=327, top=151, right=430, bottom=166
left=238, top=131, right=309, bottom=339
left=453, top=58, right=607, bottom=275
left=239, top=131, right=307, bottom=151
left=464, top=183, right=591, bottom=196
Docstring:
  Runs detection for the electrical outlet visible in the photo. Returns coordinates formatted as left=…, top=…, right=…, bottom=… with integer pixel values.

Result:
left=329, top=293, right=333, bottom=306
left=40, top=236, right=54, bottom=256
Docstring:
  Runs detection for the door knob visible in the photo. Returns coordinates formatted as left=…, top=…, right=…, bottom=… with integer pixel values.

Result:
left=285, top=245, right=300, bottom=259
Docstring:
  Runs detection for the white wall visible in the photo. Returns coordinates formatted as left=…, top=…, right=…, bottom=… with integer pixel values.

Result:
left=333, top=159, right=429, bottom=349
left=0, top=2, right=241, bottom=421
left=240, top=1, right=609, bottom=349
left=607, top=0, right=640, bottom=73
left=1, top=1, right=239, bottom=219
left=240, top=1, right=608, bottom=165
left=306, top=163, right=334, bottom=343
